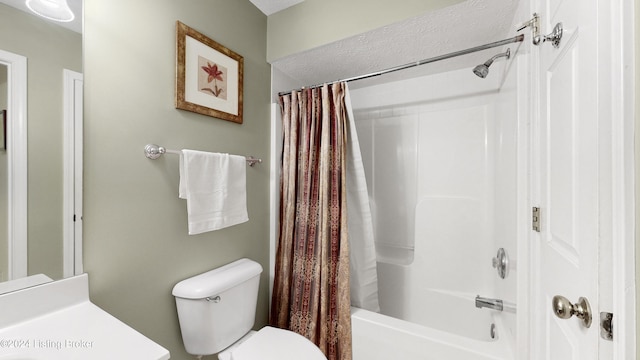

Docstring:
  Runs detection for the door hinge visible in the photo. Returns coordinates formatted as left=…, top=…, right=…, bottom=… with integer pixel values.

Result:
left=600, top=312, right=613, bottom=341
left=532, top=207, right=541, bottom=232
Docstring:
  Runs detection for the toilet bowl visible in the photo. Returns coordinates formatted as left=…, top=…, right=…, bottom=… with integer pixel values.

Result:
left=172, top=258, right=327, bottom=360
left=217, top=326, right=326, bottom=360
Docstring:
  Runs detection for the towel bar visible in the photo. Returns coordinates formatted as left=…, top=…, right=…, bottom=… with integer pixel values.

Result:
left=144, top=144, right=262, bottom=166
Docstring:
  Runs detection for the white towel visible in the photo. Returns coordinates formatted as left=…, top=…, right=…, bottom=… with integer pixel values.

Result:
left=179, top=150, right=249, bottom=234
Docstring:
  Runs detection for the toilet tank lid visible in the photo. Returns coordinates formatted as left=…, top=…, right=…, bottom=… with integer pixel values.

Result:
left=172, top=258, right=263, bottom=299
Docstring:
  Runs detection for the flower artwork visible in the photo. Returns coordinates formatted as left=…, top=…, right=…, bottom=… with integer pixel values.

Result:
left=176, top=21, right=243, bottom=123
left=199, top=57, right=228, bottom=100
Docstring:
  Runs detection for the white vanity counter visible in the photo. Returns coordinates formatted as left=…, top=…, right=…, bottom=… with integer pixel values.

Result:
left=0, top=274, right=169, bottom=360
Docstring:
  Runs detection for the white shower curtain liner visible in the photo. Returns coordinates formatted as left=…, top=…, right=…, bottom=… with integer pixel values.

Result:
left=345, top=86, right=380, bottom=312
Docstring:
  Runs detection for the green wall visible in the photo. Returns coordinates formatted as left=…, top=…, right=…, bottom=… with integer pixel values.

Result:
left=266, top=0, right=464, bottom=61
left=83, top=1, right=270, bottom=358
left=0, top=4, right=82, bottom=281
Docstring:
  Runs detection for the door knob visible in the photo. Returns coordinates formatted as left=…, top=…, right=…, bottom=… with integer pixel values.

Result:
left=552, top=295, right=592, bottom=328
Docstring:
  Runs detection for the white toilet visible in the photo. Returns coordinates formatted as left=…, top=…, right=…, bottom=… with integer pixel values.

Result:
left=172, top=258, right=327, bottom=360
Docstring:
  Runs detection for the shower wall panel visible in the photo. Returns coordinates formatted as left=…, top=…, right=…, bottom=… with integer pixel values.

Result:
left=355, top=113, right=418, bottom=265
left=415, top=103, right=494, bottom=296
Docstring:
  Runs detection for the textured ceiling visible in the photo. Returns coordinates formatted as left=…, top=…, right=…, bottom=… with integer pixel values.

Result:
left=272, top=0, right=522, bottom=89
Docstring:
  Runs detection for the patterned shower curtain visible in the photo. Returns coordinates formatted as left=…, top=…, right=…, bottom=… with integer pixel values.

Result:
left=271, top=82, right=352, bottom=360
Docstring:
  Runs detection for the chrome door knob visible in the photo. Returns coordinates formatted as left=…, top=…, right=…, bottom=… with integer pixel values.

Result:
left=552, top=295, right=592, bottom=328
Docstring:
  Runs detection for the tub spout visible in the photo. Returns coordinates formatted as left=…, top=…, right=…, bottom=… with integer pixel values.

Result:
left=475, top=295, right=504, bottom=311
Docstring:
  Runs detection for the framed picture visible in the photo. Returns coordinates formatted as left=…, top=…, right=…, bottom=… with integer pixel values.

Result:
left=175, top=21, right=244, bottom=124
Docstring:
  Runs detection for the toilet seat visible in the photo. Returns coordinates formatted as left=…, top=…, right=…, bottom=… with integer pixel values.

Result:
left=218, top=326, right=327, bottom=360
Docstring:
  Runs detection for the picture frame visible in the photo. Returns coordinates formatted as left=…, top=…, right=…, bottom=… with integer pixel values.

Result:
left=175, top=21, right=244, bottom=124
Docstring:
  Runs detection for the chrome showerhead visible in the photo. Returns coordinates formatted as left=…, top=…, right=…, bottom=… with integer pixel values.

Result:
left=473, top=64, right=490, bottom=78
left=473, top=48, right=511, bottom=79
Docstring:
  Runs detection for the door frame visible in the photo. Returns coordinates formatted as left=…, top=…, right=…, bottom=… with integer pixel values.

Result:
left=62, top=69, right=83, bottom=278
left=611, top=0, right=636, bottom=357
left=0, top=49, right=27, bottom=281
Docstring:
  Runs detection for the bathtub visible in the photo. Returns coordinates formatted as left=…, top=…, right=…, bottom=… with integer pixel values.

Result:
left=354, top=259, right=515, bottom=360
left=351, top=307, right=512, bottom=360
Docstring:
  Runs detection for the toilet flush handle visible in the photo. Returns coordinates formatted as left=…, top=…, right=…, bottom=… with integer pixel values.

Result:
left=206, top=295, right=221, bottom=303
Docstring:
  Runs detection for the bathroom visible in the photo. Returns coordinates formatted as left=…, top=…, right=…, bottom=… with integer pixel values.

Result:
left=0, top=0, right=636, bottom=359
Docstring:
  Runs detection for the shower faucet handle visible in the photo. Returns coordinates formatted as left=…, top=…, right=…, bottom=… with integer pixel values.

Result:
left=491, top=248, right=509, bottom=279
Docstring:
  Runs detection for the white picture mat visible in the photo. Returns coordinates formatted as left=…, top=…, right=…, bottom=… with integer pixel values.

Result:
left=184, top=36, right=239, bottom=116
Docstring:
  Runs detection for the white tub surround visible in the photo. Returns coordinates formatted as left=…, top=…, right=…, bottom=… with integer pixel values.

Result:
left=348, top=58, right=521, bottom=358
left=0, top=274, right=169, bottom=360
left=351, top=308, right=509, bottom=360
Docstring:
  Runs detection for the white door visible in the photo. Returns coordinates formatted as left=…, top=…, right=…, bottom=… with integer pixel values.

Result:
left=533, top=0, right=601, bottom=359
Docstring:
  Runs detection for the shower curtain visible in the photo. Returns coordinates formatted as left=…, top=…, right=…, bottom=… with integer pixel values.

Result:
left=271, top=82, right=379, bottom=360
left=344, top=89, right=379, bottom=312
left=271, top=83, right=352, bottom=360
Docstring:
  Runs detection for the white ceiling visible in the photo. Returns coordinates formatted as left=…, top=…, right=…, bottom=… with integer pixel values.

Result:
left=271, top=0, right=522, bottom=90
left=0, top=0, right=82, bottom=33
left=249, top=0, right=304, bottom=16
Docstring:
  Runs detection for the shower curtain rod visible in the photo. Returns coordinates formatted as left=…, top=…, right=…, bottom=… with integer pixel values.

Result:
left=278, top=34, right=524, bottom=97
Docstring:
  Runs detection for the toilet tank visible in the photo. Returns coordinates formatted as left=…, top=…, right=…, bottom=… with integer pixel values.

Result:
left=172, top=258, right=263, bottom=356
